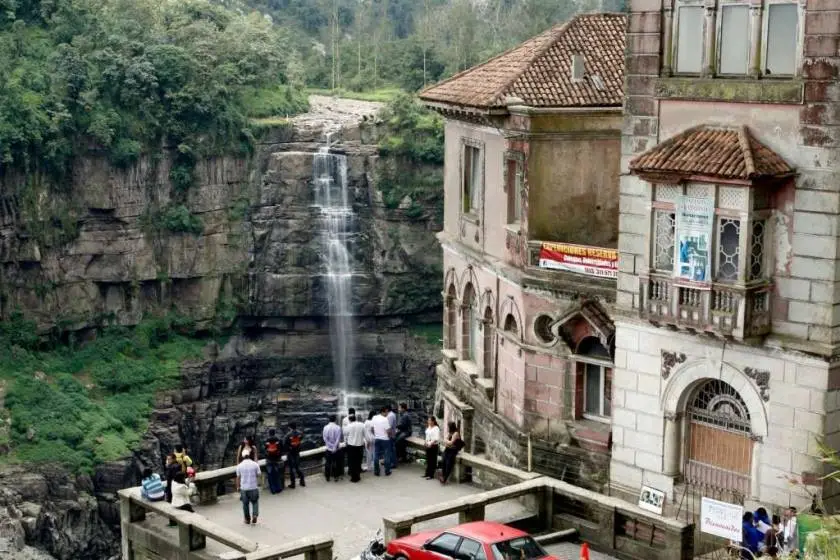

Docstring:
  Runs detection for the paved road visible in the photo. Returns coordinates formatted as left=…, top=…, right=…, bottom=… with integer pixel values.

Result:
left=193, top=464, right=530, bottom=560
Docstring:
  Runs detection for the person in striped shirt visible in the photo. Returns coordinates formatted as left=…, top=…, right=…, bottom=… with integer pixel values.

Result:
left=141, top=468, right=165, bottom=501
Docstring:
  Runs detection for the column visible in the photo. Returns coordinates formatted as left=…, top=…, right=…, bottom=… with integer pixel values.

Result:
left=703, top=2, right=717, bottom=77
left=663, top=412, right=681, bottom=476
left=662, top=1, right=675, bottom=76
left=749, top=4, right=763, bottom=79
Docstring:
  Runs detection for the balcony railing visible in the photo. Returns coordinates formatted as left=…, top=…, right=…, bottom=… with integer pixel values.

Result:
left=641, top=274, right=771, bottom=339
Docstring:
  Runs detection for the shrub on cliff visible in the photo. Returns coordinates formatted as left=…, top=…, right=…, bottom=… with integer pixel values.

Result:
left=0, top=0, right=308, bottom=178
left=0, top=314, right=204, bottom=473
left=376, top=94, right=444, bottom=220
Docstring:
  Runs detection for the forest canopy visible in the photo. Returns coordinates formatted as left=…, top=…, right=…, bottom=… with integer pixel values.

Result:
left=0, top=0, right=307, bottom=175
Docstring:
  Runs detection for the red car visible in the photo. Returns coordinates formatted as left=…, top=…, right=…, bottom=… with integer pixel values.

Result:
left=385, top=521, right=559, bottom=560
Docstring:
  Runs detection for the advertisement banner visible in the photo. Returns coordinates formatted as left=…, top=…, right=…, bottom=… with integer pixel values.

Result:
left=675, top=196, right=714, bottom=282
left=538, top=242, right=617, bottom=279
left=700, top=497, right=743, bottom=542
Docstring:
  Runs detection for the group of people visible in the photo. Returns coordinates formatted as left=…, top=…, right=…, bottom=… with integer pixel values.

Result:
left=740, top=506, right=799, bottom=558
left=139, top=405, right=467, bottom=527
left=140, top=445, right=196, bottom=526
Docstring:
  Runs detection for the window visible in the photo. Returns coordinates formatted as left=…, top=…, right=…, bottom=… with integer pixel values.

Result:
left=462, top=284, right=479, bottom=361
left=462, top=144, right=482, bottom=214
left=653, top=211, right=676, bottom=272
left=482, top=307, right=493, bottom=378
left=428, top=533, right=462, bottom=556
left=718, top=4, right=750, bottom=75
left=765, top=3, right=799, bottom=75
left=749, top=220, right=766, bottom=281
left=446, top=285, right=457, bottom=349
left=491, top=537, right=548, bottom=560
left=717, top=218, right=741, bottom=282
left=457, top=538, right=487, bottom=560
left=503, top=314, right=518, bottom=336
left=675, top=5, right=704, bottom=73
left=505, top=155, right=523, bottom=224
left=584, top=363, right=612, bottom=417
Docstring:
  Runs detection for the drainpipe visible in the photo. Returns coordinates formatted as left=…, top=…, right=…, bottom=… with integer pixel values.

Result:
left=494, top=274, right=500, bottom=413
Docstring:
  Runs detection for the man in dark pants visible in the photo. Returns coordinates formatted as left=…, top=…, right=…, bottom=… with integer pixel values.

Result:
left=264, top=428, right=284, bottom=494
left=322, top=415, right=342, bottom=482
left=343, top=415, right=366, bottom=482
left=285, top=423, right=306, bottom=488
left=395, top=402, right=412, bottom=463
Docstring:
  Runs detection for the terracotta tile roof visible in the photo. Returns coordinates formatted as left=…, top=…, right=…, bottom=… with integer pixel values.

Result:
left=418, top=13, right=626, bottom=110
left=630, top=125, right=795, bottom=181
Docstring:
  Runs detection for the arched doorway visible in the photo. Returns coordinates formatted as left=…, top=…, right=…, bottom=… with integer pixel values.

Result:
left=445, top=285, right=457, bottom=349
left=684, top=379, right=752, bottom=498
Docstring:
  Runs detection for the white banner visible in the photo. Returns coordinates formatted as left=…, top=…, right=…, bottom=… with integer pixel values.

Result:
left=675, top=196, right=714, bottom=282
left=700, top=497, right=743, bottom=541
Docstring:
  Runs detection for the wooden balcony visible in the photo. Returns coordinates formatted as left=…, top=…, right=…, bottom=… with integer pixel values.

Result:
left=641, top=274, right=771, bottom=340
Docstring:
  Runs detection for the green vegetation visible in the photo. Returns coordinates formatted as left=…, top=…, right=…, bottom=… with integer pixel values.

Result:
left=142, top=204, right=204, bottom=236
left=376, top=94, right=444, bottom=219
left=305, top=87, right=403, bottom=103
left=239, top=0, right=626, bottom=95
left=409, top=323, right=443, bottom=346
left=0, top=312, right=205, bottom=472
left=0, top=0, right=308, bottom=182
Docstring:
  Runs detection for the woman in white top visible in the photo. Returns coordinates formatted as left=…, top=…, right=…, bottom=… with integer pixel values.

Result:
left=364, top=410, right=375, bottom=472
left=170, top=472, right=195, bottom=512
left=423, top=416, right=441, bottom=480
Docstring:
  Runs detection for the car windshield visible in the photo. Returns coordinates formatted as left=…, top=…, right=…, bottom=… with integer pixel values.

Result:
left=490, top=537, right=547, bottom=560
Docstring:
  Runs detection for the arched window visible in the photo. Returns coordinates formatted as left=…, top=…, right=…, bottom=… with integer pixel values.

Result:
left=445, top=285, right=457, bottom=349
left=482, top=307, right=493, bottom=378
left=462, top=284, right=478, bottom=361
left=503, top=314, right=519, bottom=336
left=684, top=379, right=752, bottom=498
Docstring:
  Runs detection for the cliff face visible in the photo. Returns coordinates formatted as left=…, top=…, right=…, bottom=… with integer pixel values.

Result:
left=0, top=96, right=442, bottom=332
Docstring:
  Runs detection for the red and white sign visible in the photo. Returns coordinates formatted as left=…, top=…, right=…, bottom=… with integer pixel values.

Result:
left=538, top=242, right=618, bottom=279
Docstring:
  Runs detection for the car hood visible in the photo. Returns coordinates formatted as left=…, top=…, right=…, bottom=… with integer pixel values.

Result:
left=390, top=530, right=441, bottom=550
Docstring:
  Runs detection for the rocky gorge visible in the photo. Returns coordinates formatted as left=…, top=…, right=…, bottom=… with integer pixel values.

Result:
left=0, top=96, right=444, bottom=559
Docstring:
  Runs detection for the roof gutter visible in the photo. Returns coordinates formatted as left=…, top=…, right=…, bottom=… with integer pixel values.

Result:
left=506, top=104, right=623, bottom=115
left=418, top=100, right=509, bottom=117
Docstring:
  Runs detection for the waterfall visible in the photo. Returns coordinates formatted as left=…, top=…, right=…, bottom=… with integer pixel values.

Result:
left=312, top=140, right=355, bottom=411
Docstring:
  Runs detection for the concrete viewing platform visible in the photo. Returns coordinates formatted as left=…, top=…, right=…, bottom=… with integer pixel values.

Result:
left=120, top=441, right=691, bottom=560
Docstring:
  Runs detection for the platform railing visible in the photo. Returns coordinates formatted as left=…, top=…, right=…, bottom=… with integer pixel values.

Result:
left=119, top=487, right=333, bottom=560
left=193, top=444, right=340, bottom=505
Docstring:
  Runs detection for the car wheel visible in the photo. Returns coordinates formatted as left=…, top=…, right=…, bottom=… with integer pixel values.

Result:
left=394, top=554, right=409, bottom=560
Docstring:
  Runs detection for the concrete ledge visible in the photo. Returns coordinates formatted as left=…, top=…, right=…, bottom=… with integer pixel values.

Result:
left=454, top=360, right=480, bottom=381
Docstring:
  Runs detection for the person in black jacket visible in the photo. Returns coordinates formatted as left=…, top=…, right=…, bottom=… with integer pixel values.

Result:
left=264, top=428, right=284, bottom=494
left=395, top=403, right=413, bottom=463
left=284, top=423, right=306, bottom=488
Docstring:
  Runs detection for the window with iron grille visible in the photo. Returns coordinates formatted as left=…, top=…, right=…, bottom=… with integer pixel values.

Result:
left=653, top=211, right=676, bottom=271
left=749, top=220, right=766, bottom=281
left=717, top=218, right=741, bottom=282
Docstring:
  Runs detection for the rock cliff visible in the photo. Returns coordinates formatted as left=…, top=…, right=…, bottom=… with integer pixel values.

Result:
left=0, top=96, right=442, bottom=332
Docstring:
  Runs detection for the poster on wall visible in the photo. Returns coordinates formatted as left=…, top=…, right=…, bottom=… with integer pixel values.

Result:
left=538, top=242, right=617, bottom=279
left=700, top=497, right=743, bottom=541
left=637, top=485, right=665, bottom=515
left=674, top=196, right=714, bottom=282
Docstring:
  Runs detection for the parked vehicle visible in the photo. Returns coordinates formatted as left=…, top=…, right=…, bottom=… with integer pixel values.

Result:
left=384, top=522, right=559, bottom=560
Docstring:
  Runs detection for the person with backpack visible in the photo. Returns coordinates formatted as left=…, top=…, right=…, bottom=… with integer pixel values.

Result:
left=284, top=422, right=305, bottom=488
left=264, top=428, right=284, bottom=494
left=140, top=468, right=165, bottom=501
left=174, top=445, right=193, bottom=475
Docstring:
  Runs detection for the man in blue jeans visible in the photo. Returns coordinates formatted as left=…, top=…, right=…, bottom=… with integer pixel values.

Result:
left=236, top=449, right=261, bottom=524
left=372, top=406, right=393, bottom=476
left=386, top=405, right=398, bottom=469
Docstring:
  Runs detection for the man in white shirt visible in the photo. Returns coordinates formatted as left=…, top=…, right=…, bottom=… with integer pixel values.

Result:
left=343, top=415, right=366, bottom=482
left=782, top=507, right=798, bottom=554
left=372, top=407, right=393, bottom=476
left=235, top=449, right=261, bottom=525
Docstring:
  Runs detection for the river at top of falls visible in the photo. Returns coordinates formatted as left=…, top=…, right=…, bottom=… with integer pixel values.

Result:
left=312, top=138, right=357, bottom=413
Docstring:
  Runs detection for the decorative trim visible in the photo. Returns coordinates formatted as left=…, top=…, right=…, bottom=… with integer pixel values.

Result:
left=744, top=367, right=770, bottom=402
left=661, top=351, right=687, bottom=380
left=664, top=411, right=679, bottom=422
left=654, top=78, right=805, bottom=105
left=749, top=433, right=764, bottom=443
